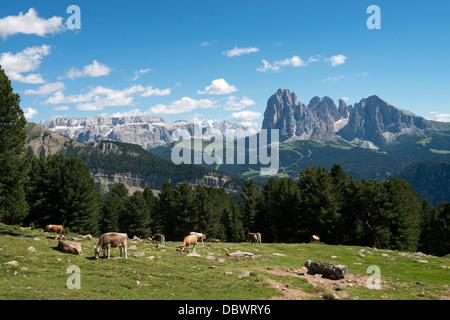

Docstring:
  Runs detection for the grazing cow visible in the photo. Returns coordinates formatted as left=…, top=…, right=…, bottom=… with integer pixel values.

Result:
left=43, top=224, right=64, bottom=234
left=180, top=234, right=198, bottom=253
left=94, top=233, right=128, bottom=259
left=151, top=233, right=166, bottom=245
left=211, top=239, right=221, bottom=243
left=190, top=232, right=206, bottom=243
left=255, top=232, right=262, bottom=244
left=247, top=233, right=258, bottom=245
left=311, top=235, right=320, bottom=242
left=58, top=240, right=82, bottom=255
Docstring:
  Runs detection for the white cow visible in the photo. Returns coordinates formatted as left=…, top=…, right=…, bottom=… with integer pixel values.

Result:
left=189, top=232, right=206, bottom=243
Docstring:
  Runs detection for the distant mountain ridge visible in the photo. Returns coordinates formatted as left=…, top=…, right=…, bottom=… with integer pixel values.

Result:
left=262, top=89, right=435, bottom=148
left=40, top=116, right=257, bottom=150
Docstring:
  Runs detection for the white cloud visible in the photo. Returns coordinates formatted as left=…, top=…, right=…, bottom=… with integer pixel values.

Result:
left=325, top=54, right=347, bottom=67
left=148, top=97, right=218, bottom=115
left=198, top=78, right=238, bottom=95
left=110, top=109, right=143, bottom=117
left=23, top=107, right=38, bottom=119
left=231, top=110, right=262, bottom=122
left=257, top=55, right=320, bottom=72
left=0, top=45, right=50, bottom=84
left=0, top=8, right=66, bottom=39
left=224, top=96, right=256, bottom=111
left=341, top=96, right=350, bottom=101
left=24, top=82, right=65, bottom=95
left=43, top=84, right=172, bottom=111
left=321, top=75, right=347, bottom=83
left=141, top=86, right=171, bottom=97
left=201, top=40, right=217, bottom=47
left=223, top=46, right=259, bottom=57
left=239, top=121, right=259, bottom=128
left=132, top=68, right=151, bottom=81
left=64, top=60, right=111, bottom=80
left=432, top=114, right=450, bottom=122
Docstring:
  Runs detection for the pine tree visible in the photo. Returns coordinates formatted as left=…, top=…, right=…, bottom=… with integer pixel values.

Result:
left=102, top=183, right=129, bottom=233
left=25, top=154, right=101, bottom=235
left=240, top=180, right=264, bottom=234
left=298, top=167, right=342, bottom=244
left=124, top=190, right=152, bottom=238
left=0, top=66, right=28, bottom=225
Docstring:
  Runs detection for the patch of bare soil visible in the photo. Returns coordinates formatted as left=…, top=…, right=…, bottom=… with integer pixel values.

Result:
left=264, top=267, right=373, bottom=300
left=266, top=278, right=317, bottom=300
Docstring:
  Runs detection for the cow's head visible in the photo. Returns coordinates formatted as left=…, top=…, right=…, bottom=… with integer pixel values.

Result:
left=94, top=246, right=102, bottom=259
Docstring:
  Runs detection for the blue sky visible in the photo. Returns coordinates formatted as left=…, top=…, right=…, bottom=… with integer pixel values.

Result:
left=1, top=0, right=449, bottom=127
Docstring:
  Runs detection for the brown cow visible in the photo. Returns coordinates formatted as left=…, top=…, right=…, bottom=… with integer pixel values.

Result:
left=180, top=234, right=197, bottom=253
left=211, top=239, right=221, bottom=243
left=43, top=224, right=64, bottom=234
left=94, top=233, right=128, bottom=259
left=247, top=233, right=258, bottom=245
left=58, top=240, right=82, bottom=255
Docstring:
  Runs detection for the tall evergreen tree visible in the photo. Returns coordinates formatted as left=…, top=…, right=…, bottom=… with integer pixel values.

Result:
left=123, top=190, right=152, bottom=238
left=0, top=66, right=28, bottom=225
left=240, top=180, right=264, bottom=234
left=298, top=167, right=342, bottom=244
left=102, top=183, right=129, bottom=233
left=384, top=178, right=422, bottom=251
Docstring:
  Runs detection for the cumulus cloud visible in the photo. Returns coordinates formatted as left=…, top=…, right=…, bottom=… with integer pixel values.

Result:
left=231, top=110, right=262, bottom=122
left=223, top=46, right=259, bottom=57
left=198, top=78, right=238, bottom=95
left=23, top=107, right=38, bottom=119
left=0, top=8, right=66, bottom=39
left=64, top=60, right=111, bottom=80
left=0, top=45, right=51, bottom=84
left=325, top=54, right=347, bottom=66
left=148, top=97, right=218, bottom=115
left=224, top=96, right=256, bottom=111
left=257, top=55, right=320, bottom=72
left=43, top=84, right=171, bottom=111
left=24, top=82, right=65, bottom=95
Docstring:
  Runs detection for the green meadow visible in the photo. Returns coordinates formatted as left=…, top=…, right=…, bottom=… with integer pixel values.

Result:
left=1, top=224, right=449, bottom=300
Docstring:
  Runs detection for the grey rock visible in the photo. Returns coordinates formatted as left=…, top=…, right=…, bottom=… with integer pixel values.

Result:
left=304, top=260, right=347, bottom=279
left=238, top=271, right=251, bottom=279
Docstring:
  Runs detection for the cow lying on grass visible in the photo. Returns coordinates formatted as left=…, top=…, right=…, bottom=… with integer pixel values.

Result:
left=94, top=233, right=128, bottom=259
left=58, top=240, right=82, bottom=255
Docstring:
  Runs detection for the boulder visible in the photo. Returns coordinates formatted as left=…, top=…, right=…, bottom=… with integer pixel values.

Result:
left=304, top=260, right=347, bottom=279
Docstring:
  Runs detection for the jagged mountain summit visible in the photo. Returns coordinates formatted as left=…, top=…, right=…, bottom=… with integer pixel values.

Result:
left=40, top=116, right=257, bottom=149
left=262, top=89, right=434, bottom=148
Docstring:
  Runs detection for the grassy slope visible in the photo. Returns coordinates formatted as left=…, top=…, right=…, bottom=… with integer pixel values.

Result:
left=1, top=224, right=449, bottom=300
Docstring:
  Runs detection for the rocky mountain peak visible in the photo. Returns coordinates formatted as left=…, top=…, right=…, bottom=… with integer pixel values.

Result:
left=262, top=89, right=433, bottom=146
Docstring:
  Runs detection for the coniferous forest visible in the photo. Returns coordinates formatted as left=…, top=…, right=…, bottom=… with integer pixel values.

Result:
left=1, top=66, right=449, bottom=257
